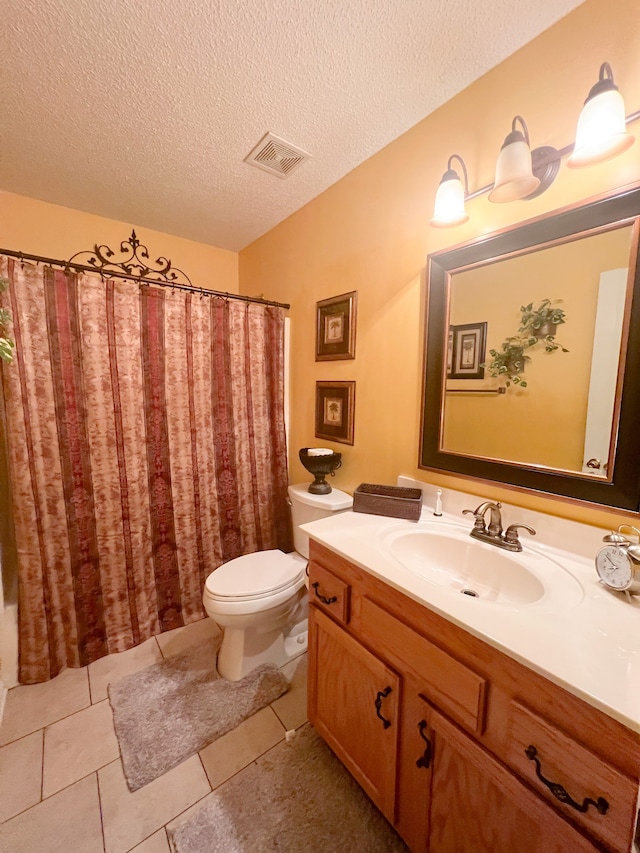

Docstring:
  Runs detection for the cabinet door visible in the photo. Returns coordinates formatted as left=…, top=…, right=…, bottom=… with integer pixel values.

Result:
left=423, top=704, right=601, bottom=853
left=308, top=606, right=400, bottom=823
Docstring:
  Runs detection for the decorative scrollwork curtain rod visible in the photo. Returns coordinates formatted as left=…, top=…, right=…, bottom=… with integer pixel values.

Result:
left=0, top=230, right=290, bottom=310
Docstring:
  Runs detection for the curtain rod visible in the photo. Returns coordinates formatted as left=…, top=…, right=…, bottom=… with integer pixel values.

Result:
left=0, top=247, right=290, bottom=310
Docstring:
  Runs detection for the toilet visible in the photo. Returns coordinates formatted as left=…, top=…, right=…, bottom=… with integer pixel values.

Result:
left=203, top=483, right=353, bottom=680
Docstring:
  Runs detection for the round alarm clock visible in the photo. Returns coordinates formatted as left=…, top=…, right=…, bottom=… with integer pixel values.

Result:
left=595, top=527, right=640, bottom=595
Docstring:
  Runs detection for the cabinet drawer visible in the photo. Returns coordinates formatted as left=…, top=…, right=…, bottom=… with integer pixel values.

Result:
left=358, top=597, right=486, bottom=732
left=308, top=562, right=350, bottom=624
left=506, top=702, right=638, bottom=852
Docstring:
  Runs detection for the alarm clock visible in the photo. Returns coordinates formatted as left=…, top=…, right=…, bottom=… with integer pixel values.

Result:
left=595, top=527, right=640, bottom=595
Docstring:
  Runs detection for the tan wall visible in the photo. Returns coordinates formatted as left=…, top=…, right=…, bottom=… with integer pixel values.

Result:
left=444, top=226, right=633, bottom=469
left=239, top=0, right=640, bottom=529
left=0, top=191, right=238, bottom=293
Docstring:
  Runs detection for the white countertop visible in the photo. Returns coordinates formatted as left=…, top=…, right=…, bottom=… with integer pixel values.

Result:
left=301, top=508, right=640, bottom=733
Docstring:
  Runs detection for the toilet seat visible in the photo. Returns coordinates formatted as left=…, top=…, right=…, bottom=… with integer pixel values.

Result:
left=204, top=549, right=305, bottom=603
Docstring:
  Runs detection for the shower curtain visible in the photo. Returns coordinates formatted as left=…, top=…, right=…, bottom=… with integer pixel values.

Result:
left=0, top=257, right=292, bottom=683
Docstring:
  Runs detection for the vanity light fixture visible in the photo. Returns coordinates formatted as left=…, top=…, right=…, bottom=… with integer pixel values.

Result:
left=430, top=62, right=638, bottom=227
left=568, top=63, right=635, bottom=168
left=488, top=116, right=541, bottom=203
left=430, top=154, right=469, bottom=227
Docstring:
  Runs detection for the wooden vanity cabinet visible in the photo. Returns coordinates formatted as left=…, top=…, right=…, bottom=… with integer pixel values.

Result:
left=307, top=540, right=640, bottom=853
left=423, top=704, right=601, bottom=853
left=308, top=607, right=400, bottom=822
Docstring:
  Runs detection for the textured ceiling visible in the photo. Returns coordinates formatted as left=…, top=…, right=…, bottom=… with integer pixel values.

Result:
left=1, top=0, right=582, bottom=251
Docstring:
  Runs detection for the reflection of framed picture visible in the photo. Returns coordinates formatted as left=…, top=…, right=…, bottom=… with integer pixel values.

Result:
left=315, top=381, right=355, bottom=445
left=316, top=291, right=357, bottom=361
left=448, top=322, right=487, bottom=379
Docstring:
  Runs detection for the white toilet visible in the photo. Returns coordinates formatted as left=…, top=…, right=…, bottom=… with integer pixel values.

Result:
left=203, top=483, right=352, bottom=680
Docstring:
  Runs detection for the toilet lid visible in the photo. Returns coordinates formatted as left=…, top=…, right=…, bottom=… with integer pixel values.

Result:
left=205, top=550, right=304, bottom=600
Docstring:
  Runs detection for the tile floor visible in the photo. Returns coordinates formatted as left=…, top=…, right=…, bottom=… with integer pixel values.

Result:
left=0, top=618, right=309, bottom=853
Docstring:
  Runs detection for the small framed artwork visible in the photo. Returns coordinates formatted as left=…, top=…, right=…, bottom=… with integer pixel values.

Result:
left=449, top=322, right=487, bottom=379
left=315, top=291, right=357, bottom=361
left=315, top=381, right=355, bottom=445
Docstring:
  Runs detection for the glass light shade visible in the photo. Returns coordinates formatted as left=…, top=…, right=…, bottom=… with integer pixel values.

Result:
left=488, top=138, right=540, bottom=203
left=430, top=174, right=468, bottom=227
left=568, top=88, right=634, bottom=167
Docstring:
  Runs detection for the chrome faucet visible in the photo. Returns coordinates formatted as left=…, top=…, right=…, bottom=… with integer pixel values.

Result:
left=462, top=501, right=536, bottom=552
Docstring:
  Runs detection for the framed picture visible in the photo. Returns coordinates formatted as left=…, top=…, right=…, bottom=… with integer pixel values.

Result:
left=315, top=291, right=357, bottom=361
left=448, top=322, right=487, bottom=379
left=315, top=381, right=355, bottom=445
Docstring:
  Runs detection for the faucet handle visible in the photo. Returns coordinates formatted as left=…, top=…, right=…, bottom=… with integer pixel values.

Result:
left=504, top=524, right=536, bottom=551
left=462, top=508, right=486, bottom=533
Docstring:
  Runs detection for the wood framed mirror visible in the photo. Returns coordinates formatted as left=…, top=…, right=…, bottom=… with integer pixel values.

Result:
left=420, top=185, right=640, bottom=512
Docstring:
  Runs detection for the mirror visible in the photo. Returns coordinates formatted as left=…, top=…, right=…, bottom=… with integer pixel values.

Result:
left=420, top=187, right=640, bottom=511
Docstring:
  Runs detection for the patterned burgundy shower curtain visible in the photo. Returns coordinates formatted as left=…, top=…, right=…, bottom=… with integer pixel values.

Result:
left=0, top=257, right=292, bottom=683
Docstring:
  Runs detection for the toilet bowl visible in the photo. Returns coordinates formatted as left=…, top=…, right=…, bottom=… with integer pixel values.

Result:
left=203, top=483, right=352, bottom=681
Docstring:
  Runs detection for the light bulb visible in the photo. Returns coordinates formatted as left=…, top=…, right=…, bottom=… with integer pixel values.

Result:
left=488, top=116, right=540, bottom=203
left=568, top=68, right=634, bottom=168
left=430, top=156, right=469, bottom=228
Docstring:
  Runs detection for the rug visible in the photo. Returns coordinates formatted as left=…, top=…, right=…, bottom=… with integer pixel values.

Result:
left=167, top=723, right=408, bottom=853
left=108, top=637, right=289, bottom=791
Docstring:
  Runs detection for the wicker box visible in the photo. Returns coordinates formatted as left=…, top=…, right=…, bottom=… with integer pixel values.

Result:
left=353, top=483, right=423, bottom=521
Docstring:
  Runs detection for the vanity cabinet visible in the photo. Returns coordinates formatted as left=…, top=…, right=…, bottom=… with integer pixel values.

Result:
left=422, top=704, right=601, bottom=852
left=307, top=540, right=640, bottom=853
left=309, top=607, right=399, bottom=822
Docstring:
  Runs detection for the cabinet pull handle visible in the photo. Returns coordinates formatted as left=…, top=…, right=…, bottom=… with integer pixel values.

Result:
left=312, top=582, right=337, bottom=605
left=416, top=719, right=432, bottom=769
left=374, top=686, right=392, bottom=729
left=524, top=746, right=609, bottom=815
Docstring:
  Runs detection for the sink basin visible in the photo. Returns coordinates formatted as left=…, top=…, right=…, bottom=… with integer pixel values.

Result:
left=376, top=521, right=583, bottom=608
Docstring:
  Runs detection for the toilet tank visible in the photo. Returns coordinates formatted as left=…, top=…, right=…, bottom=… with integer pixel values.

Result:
left=288, top=483, right=353, bottom=559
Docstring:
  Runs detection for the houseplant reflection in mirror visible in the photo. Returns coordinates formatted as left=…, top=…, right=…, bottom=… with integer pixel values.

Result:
left=519, top=299, right=569, bottom=354
left=485, top=299, right=569, bottom=389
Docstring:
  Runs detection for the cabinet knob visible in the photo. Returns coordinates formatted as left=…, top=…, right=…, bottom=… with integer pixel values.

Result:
left=312, top=582, right=337, bottom=605
left=416, top=719, right=432, bottom=769
left=374, top=686, right=393, bottom=729
left=525, top=746, right=609, bottom=815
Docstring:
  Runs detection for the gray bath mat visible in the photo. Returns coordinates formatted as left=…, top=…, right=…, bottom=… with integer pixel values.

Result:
left=167, top=723, right=408, bottom=853
left=108, top=636, right=289, bottom=791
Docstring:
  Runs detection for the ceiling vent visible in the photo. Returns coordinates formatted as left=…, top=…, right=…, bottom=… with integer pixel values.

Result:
left=244, top=132, right=311, bottom=178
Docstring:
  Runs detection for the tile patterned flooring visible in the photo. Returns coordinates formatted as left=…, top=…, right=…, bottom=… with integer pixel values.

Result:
left=0, top=619, right=309, bottom=852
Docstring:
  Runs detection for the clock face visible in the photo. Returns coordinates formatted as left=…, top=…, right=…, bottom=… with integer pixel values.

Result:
left=595, top=545, right=633, bottom=590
